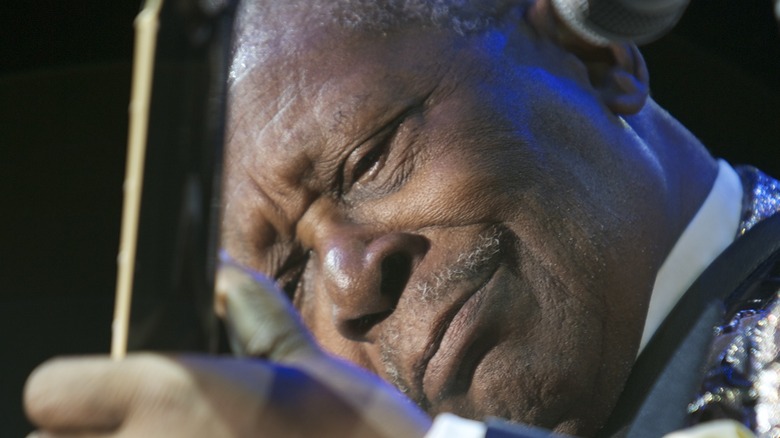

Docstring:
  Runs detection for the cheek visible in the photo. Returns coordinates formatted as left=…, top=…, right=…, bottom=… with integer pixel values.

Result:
left=373, top=143, right=542, bottom=230
left=459, top=239, right=615, bottom=430
left=432, top=251, right=608, bottom=428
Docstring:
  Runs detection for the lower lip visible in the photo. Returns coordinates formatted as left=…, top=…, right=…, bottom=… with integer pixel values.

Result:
left=422, top=269, right=496, bottom=401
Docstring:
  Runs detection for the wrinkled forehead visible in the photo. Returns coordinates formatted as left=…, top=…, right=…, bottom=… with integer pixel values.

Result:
left=223, top=11, right=460, bottom=254
left=226, top=16, right=456, bottom=167
left=230, top=3, right=329, bottom=86
left=229, top=0, right=513, bottom=84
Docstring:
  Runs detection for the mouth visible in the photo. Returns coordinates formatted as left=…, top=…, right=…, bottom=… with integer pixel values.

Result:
left=416, top=259, right=500, bottom=406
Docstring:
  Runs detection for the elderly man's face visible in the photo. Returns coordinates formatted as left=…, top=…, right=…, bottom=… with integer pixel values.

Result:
left=223, top=8, right=670, bottom=435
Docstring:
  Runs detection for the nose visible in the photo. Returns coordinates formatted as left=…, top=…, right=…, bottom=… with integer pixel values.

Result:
left=304, top=217, right=428, bottom=341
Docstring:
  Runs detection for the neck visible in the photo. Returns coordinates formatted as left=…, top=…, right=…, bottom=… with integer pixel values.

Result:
left=624, top=98, right=720, bottom=247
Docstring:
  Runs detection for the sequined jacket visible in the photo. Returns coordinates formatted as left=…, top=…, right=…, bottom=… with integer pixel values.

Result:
left=687, top=166, right=780, bottom=436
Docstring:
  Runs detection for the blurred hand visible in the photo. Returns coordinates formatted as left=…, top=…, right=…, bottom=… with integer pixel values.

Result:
left=24, top=262, right=432, bottom=438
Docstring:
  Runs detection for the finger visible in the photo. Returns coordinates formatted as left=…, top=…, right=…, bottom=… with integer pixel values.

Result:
left=296, top=355, right=433, bottom=438
left=28, top=431, right=113, bottom=438
left=24, top=356, right=127, bottom=431
left=28, top=354, right=282, bottom=438
left=216, top=262, right=320, bottom=363
left=24, top=354, right=196, bottom=432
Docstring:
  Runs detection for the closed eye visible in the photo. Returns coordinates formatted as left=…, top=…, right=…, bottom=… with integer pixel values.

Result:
left=277, top=249, right=310, bottom=301
left=340, top=114, right=406, bottom=194
left=352, top=141, right=387, bottom=184
left=281, top=265, right=305, bottom=300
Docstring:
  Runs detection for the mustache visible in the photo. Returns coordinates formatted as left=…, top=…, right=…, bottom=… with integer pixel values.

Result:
left=378, top=225, right=503, bottom=407
left=415, top=226, right=502, bottom=302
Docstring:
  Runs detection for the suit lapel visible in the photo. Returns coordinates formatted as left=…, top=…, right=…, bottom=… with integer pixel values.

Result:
left=599, top=213, right=780, bottom=437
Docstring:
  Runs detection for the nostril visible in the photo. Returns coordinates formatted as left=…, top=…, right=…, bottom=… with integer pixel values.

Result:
left=339, top=253, right=411, bottom=340
left=380, top=252, right=412, bottom=297
left=331, top=234, right=425, bottom=341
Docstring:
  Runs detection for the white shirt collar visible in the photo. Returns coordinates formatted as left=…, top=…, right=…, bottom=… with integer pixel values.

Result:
left=638, top=159, right=743, bottom=353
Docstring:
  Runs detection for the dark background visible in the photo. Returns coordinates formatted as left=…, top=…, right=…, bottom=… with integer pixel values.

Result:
left=1, top=0, right=779, bottom=435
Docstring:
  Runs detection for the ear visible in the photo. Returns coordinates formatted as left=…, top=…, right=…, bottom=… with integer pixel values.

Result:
left=586, top=43, right=649, bottom=115
left=527, top=0, right=649, bottom=115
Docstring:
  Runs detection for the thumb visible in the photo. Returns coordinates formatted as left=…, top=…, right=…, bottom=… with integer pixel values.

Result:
left=215, top=253, right=321, bottom=363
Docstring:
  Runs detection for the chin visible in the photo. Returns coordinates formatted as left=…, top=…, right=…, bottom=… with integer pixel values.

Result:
left=425, top=338, right=618, bottom=437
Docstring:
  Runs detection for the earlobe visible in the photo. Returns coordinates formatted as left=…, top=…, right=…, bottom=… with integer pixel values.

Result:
left=590, top=43, right=649, bottom=115
left=526, top=0, right=649, bottom=115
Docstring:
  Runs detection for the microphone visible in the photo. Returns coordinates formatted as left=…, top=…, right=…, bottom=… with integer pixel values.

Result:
left=549, top=0, right=690, bottom=45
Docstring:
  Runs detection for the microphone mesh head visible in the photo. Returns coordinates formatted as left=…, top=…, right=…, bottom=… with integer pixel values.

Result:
left=550, top=0, right=689, bottom=45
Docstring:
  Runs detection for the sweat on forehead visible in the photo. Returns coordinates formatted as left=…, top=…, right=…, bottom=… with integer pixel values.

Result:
left=229, top=0, right=518, bottom=82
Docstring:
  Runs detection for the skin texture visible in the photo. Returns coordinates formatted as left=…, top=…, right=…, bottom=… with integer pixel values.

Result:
left=23, top=1, right=721, bottom=437
left=220, top=2, right=717, bottom=434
